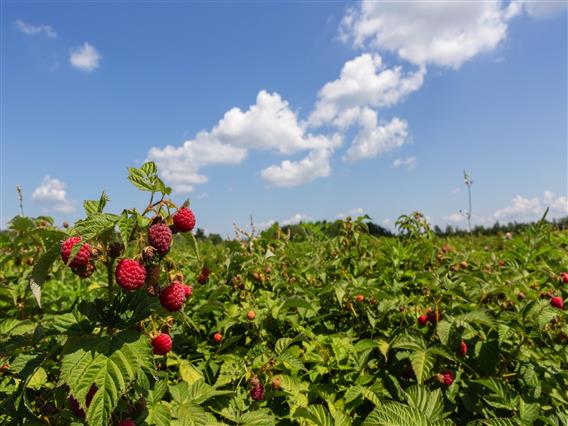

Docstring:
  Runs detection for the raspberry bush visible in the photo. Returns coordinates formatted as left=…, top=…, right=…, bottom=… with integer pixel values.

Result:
left=0, top=163, right=567, bottom=425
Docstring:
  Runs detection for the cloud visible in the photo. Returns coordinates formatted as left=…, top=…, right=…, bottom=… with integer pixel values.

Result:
left=450, top=187, right=461, bottom=194
left=344, top=109, right=408, bottom=163
left=15, top=20, right=57, bottom=38
left=445, top=213, right=466, bottom=223
left=507, top=0, right=567, bottom=19
left=31, top=176, right=76, bottom=214
left=308, top=54, right=425, bottom=128
left=282, top=213, right=311, bottom=225
left=261, top=149, right=332, bottom=187
left=340, top=1, right=509, bottom=69
left=494, top=191, right=567, bottom=221
left=70, top=42, right=101, bottom=72
left=337, top=207, right=365, bottom=219
left=147, top=139, right=246, bottom=193
left=392, top=156, right=416, bottom=169
left=149, top=91, right=341, bottom=192
left=214, top=91, right=339, bottom=154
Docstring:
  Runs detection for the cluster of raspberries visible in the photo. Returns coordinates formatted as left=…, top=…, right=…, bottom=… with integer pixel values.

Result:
left=60, top=207, right=198, bottom=358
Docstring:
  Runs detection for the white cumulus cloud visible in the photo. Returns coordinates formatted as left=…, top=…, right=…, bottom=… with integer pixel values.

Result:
left=282, top=213, right=311, bottom=226
left=15, top=20, right=57, bottom=38
left=339, top=1, right=509, bottom=69
left=308, top=54, right=425, bottom=128
left=336, top=207, right=365, bottom=219
left=344, top=109, right=408, bottom=163
left=261, top=149, right=332, bottom=187
left=32, top=176, right=76, bottom=214
left=70, top=42, right=101, bottom=72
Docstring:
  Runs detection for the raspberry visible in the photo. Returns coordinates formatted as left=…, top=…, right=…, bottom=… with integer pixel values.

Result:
left=115, top=259, right=146, bottom=291
left=427, top=310, right=442, bottom=324
left=61, top=236, right=91, bottom=268
left=551, top=296, right=564, bottom=309
left=561, top=272, right=568, bottom=284
left=272, top=377, right=281, bottom=390
left=159, top=282, right=186, bottom=311
left=435, top=371, right=454, bottom=386
left=117, top=420, right=136, bottom=426
left=71, top=262, right=96, bottom=278
left=172, top=207, right=196, bottom=233
left=197, top=266, right=210, bottom=284
left=68, top=384, right=97, bottom=418
left=108, top=242, right=124, bottom=258
left=418, top=314, right=428, bottom=326
left=250, top=384, right=265, bottom=401
left=355, top=295, right=365, bottom=302
left=247, top=310, right=256, bottom=320
left=459, top=340, right=467, bottom=357
left=148, top=223, right=172, bottom=256
left=213, top=332, right=222, bottom=343
left=181, top=284, right=192, bottom=298
left=152, top=333, right=173, bottom=355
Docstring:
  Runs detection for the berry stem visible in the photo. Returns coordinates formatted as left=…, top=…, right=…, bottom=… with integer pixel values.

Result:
left=106, top=259, right=115, bottom=306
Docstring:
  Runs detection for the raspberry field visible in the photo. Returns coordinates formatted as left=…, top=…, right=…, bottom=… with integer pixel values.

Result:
left=1, top=163, right=568, bottom=425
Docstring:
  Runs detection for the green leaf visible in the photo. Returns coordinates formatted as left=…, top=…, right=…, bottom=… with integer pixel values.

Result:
left=294, top=405, right=334, bottom=426
left=75, top=213, right=120, bottom=240
left=118, top=210, right=136, bottom=249
left=403, top=385, right=445, bottom=422
left=60, top=330, right=153, bottom=426
left=29, top=243, right=60, bottom=307
left=362, top=402, right=430, bottom=426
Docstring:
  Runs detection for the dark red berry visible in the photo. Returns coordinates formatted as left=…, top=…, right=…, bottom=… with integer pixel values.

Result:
left=148, top=223, right=172, bottom=255
left=250, top=384, right=265, bottom=401
left=418, top=314, right=428, bottom=326
left=459, top=340, right=467, bottom=357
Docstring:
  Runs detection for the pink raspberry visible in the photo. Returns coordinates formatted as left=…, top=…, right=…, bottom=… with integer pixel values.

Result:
left=151, top=333, right=173, bottom=355
left=561, top=272, right=568, bottom=284
left=250, top=383, right=265, bottom=401
left=551, top=296, right=564, bottom=309
left=172, top=207, right=196, bottom=232
left=148, top=223, right=172, bottom=255
left=159, top=281, right=186, bottom=311
left=115, top=259, right=146, bottom=291
left=61, top=236, right=91, bottom=268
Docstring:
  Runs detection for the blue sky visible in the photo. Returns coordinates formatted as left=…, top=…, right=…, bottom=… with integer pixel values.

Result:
left=1, top=1, right=567, bottom=236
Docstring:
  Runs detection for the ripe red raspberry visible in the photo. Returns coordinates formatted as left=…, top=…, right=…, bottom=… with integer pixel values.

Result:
left=148, top=223, right=172, bottom=255
left=250, top=383, right=265, bottom=401
left=117, top=420, right=136, bottom=426
left=247, top=310, right=256, bottom=320
left=159, top=282, right=186, bottom=311
left=551, top=296, right=564, bottom=309
left=418, top=314, right=428, bottom=326
left=459, top=340, right=467, bottom=357
left=436, top=371, right=454, bottom=386
left=172, top=207, right=196, bottom=233
left=151, top=333, right=173, bottom=355
left=68, top=384, right=97, bottom=418
left=561, top=272, right=568, bottom=284
left=115, top=259, right=146, bottom=291
left=181, top=284, right=192, bottom=298
left=213, top=332, right=222, bottom=343
left=61, top=236, right=91, bottom=268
